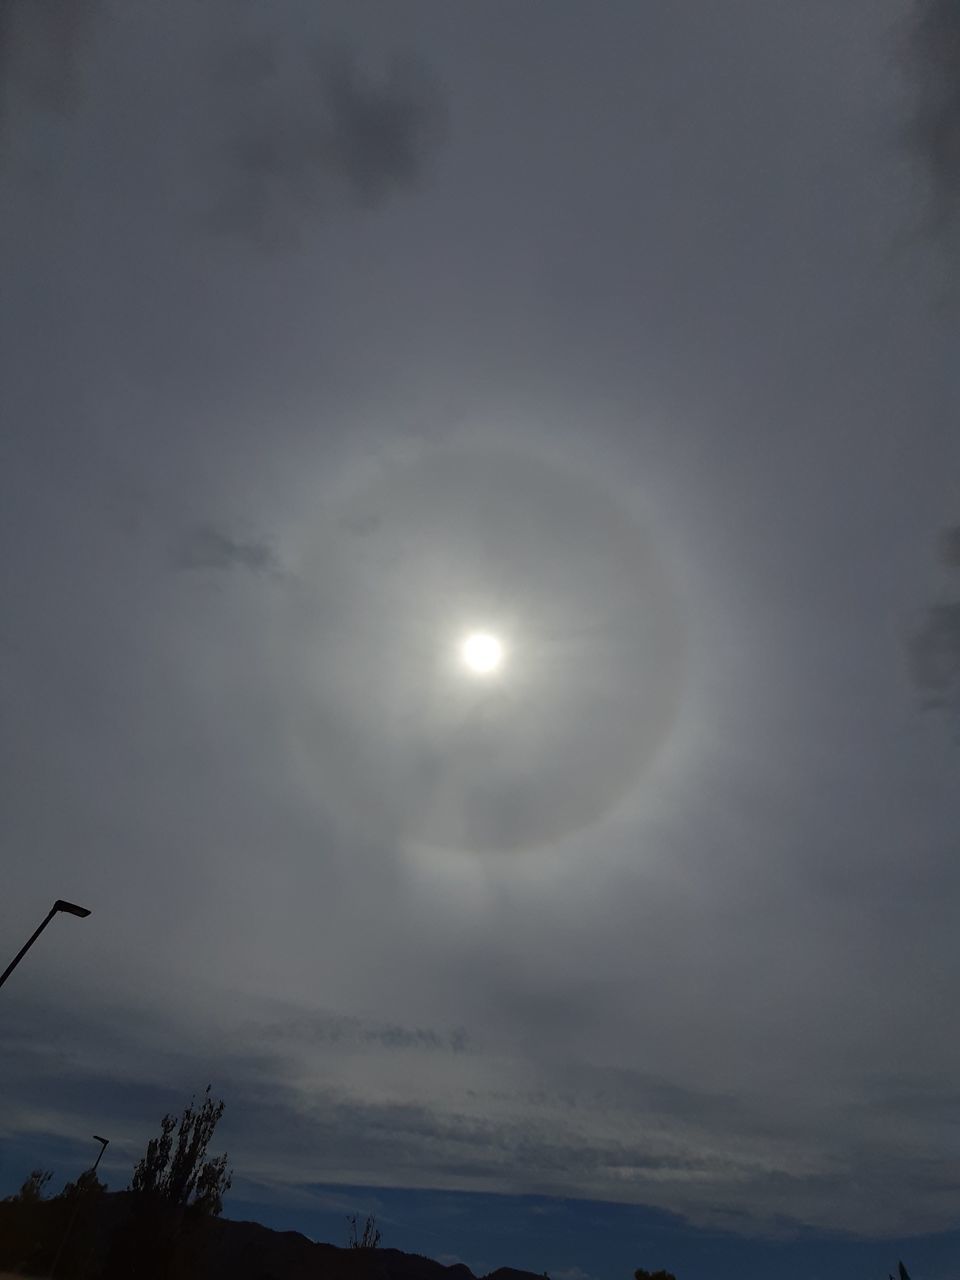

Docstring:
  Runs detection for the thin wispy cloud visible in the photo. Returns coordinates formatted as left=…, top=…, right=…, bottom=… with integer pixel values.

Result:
left=248, top=1008, right=470, bottom=1054
left=172, top=523, right=280, bottom=575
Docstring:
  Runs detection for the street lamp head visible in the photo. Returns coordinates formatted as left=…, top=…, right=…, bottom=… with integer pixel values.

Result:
left=54, top=900, right=91, bottom=918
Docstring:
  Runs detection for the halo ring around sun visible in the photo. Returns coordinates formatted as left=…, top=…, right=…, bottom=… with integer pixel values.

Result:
left=297, top=446, right=687, bottom=852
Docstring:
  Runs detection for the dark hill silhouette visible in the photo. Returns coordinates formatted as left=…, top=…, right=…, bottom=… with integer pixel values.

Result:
left=0, top=1190, right=548, bottom=1280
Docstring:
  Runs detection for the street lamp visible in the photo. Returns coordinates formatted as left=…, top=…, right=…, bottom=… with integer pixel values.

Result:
left=55, top=900, right=92, bottom=918
left=91, top=1135, right=109, bottom=1172
left=0, top=899, right=92, bottom=990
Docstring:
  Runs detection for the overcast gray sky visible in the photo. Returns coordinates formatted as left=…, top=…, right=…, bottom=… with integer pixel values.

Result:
left=2, top=0, right=960, bottom=1249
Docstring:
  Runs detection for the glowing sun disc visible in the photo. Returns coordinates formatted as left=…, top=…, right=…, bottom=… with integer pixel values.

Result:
left=459, top=630, right=504, bottom=676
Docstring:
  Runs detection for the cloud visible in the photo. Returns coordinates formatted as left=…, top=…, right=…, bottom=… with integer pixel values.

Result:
left=278, top=445, right=686, bottom=852
left=911, top=601, right=960, bottom=712
left=0, top=0, right=100, bottom=132
left=246, top=1008, right=470, bottom=1055
left=1, top=4, right=444, bottom=241
left=902, top=0, right=960, bottom=239
left=209, top=39, right=445, bottom=243
left=172, top=523, right=280, bottom=574
left=0, top=1036, right=770, bottom=1228
left=911, top=524, right=960, bottom=716
left=8, top=986, right=960, bottom=1240
left=939, top=523, right=960, bottom=567
left=4, top=2, right=960, bottom=1250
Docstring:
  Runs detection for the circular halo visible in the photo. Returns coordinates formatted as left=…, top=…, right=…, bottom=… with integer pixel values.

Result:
left=293, top=446, right=686, bottom=852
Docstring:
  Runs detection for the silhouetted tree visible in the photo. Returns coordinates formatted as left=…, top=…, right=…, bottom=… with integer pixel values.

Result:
left=58, top=1168, right=106, bottom=1202
left=131, top=1084, right=232, bottom=1215
left=346, top=1212, right=381, bottom=1249
left=890, top=1264, right=911, bottom=1280
left=106, top=1089, right=231, bottom=1280
left=4, top=1168, right=53, bottom=1203
left=634, top=1270, right=677, bottom=1280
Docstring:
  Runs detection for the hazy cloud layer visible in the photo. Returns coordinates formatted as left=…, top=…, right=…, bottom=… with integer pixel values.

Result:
left=6, top=989, right=960, bottom=1239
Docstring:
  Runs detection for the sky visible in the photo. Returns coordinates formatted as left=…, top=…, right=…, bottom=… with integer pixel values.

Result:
left=2, top=3, right=960, bottom=1279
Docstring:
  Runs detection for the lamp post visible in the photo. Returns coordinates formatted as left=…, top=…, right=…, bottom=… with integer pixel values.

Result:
left=0, top=899, right=92, bottom=990
left=91, top=1135, right=109, bottom=1173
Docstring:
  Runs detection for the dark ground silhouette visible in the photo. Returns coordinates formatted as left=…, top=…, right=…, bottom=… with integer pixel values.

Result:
left=0, top=1189, right=549, bottom=1280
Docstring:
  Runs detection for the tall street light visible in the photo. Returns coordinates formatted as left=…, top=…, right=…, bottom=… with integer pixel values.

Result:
left=0, top=899, right=92, bottom=990
left=91, top=1135, right=109, bottom=1172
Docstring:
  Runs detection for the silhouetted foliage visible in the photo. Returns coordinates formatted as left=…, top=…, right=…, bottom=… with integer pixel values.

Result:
left=48, top=1168, right=108, bottom=1279
left=890, top=1263, right=911, bottom=1280
left=131, top=1084, right=232, bottom=1216
left=4, top=1167, right=53, bottom=1203
left=58, top=1167, right=107, bottom=1202
left=634, top=1270, right=677, bottom=1280
left=132, top=1112, right=177, bottom=1195
left=346, top=1211, right=382, bottom=1249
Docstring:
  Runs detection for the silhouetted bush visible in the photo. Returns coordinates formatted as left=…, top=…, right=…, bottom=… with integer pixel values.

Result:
left=103, top=1086, right=232, bottom=1278
left=346, top=1211, right=382, bottom=1249
left=59, top=1168, right=107, bottom=1202
left=4, top=1168, right=53, bottom=1204
left=130, top=1084, right=232, bottom=1215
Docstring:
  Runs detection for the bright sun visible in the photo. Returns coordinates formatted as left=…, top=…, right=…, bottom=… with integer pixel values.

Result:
left=459, top=630, right=505, bottom=676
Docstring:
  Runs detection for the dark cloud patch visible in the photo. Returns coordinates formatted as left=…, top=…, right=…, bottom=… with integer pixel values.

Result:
left=209, top=41, right=445, bottom=243
left=375, top=1022, right=469, bottom=1053
left=172, top=523, right=279, bottom=574
left=911, top=524, right=960, bottom=718
left=0, top=0, right=100, bottom=128
left=902, top=0, right=960, bottom=239
left=939, top=522, right=960, bottom=567
left=911, top=600, right=960, bottom=713
left=1, top=4, right=444, bottom=238
left=318, top=48, right=443, bottom=206
left=251, top=1008, right=470, bottom=1055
